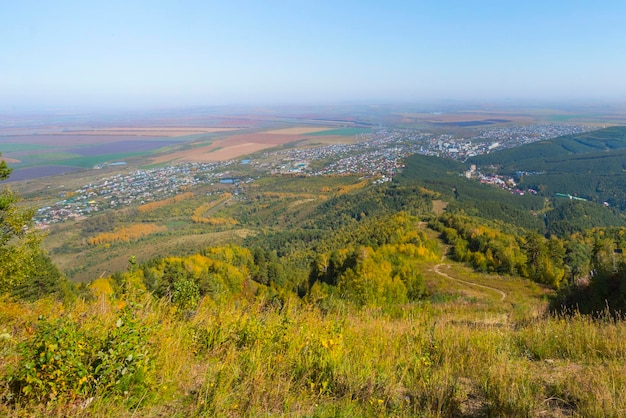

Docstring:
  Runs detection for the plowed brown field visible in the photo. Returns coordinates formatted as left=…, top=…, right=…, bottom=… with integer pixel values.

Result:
left=150, top=133, right=304, bottom=164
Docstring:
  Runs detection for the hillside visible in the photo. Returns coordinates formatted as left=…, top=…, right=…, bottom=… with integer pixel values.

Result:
left=469, top=126, right=626, bottom=169
left=468, top=126, right=626, bottom=211
left=396, top=154, right=546, bottom=230
left=5, top=138, right=626, bottom=415
left=5, top=216, right=626, bottom=416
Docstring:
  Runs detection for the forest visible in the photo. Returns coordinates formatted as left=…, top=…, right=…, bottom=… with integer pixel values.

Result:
left=469, top=126, right=626, bottom=209
left=4, top=136, right=626, bottom=416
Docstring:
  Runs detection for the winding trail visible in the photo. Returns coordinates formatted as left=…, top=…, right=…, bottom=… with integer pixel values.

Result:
left=433, top=263, right=507, bottom=302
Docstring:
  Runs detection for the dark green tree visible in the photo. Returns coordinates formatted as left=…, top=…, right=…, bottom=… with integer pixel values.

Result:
left=11, top=252, right=74, bottom=301
left=0, top=155, right=48, bottom=294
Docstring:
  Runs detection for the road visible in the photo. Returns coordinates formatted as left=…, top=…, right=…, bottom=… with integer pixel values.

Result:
left=433, top=263, right=507, bottom=302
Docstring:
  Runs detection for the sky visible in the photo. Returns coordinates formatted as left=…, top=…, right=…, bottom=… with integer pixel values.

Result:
left=2, top=0, right=626, bottom=110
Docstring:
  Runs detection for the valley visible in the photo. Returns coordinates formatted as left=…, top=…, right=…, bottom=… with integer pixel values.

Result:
left=3, top=106, right=626, bottom=416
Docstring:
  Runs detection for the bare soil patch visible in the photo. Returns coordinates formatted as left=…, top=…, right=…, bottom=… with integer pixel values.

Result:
left=0, top=157, right=21, bottom=164
left=150, top=133, right=304, bottom=164
left=299, top=135, right=359, bottom=145
left=432, top=200, right=448, bottom=215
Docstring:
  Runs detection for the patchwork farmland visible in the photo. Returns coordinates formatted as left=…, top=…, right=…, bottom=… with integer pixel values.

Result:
left=1, top=120, right=353, bottom=181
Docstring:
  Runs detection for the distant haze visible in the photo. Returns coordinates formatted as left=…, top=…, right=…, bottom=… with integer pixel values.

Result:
left=2, top=1, right=626, bottom=110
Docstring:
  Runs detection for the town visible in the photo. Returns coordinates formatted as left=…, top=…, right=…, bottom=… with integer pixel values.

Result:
left=419, top=123, right=591, bottom=160
left=34, top=123, right=590, bottom=226
left=35, top=161, right=234, bottom=226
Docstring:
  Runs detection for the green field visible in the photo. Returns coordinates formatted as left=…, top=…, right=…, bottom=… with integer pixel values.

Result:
left=306, top=127, right=372, bottom=136
left=23, top=152, right=84, bottom=161
left=0, top=143, right=54, bottom=152
left=54, top=152, right=146, bottom=168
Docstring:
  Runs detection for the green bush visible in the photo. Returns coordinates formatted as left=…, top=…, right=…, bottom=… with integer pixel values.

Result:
left=9, top=317, right=93, bottom=403
left=9, top=309, right=155, bottom=406
left=92, top=309, right=155, bottom=401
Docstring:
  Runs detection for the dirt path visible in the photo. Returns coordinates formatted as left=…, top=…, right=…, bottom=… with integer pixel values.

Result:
left=433, top=263, right=507, bottom=302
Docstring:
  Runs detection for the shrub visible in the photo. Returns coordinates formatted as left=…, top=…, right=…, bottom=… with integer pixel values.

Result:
left=9, top=317, right=93, bottom=403
left=92, top=308, right=155, bottom=402
left=9, top=308, right=155, bottom=406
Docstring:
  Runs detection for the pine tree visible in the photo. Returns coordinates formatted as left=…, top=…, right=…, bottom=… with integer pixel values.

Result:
left=0, top=156, right=44, bottom=294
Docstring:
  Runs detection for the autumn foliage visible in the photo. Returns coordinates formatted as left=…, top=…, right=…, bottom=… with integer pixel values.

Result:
left=138, top=192, right=194, bottom=213
left=321, top=178, right=372, bottom=195
left=88, top=224, right=166, bottom=245
left=191, top=193, right=234, bottom=224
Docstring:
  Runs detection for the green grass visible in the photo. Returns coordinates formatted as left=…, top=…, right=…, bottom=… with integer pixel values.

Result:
left=55, top=152, right=146, bottom=168
left=0, top=143, right=55, bottom=152
left=548, top=114, right=590, bottom=122
left=4, top=268, right=626, bottom=417
left=24, top=152, right=84, bottom=161
left=11, top=152, right=146, bottom=169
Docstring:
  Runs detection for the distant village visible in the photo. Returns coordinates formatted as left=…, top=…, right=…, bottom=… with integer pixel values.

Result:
left=34, top=123, right=590, bottom=227
left=463, top=164, right=539, bottom=196
left=418, top=123, right=590, bottom=160
left=35, top=161, right=234, bottom=227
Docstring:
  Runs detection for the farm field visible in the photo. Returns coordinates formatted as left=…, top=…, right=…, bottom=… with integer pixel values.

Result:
left=262, top=127, right=336, bottom=135
left=390, top=106, right=626, bottom=129
left=305, top=127, right=372, bottom=136
left=149, top=133, right=306, bottom=164
left=11, top=105, right=605, bottom=183
left=0, top=114, right=355, bottom=181
left=65, top=127, right=239, bottom=136
left=145, top=124, right=372, bottom=165
left=0, top=133, right=186, bottom=181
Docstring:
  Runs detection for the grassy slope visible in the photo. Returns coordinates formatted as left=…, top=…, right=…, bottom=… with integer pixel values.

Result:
left=5, top=230, right=626, bottom=417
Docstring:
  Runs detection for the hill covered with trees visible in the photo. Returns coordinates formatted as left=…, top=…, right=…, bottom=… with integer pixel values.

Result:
left=469, top=126, right=626, bottom=169
left=4, top=146, right=626, bottom=416
left=469, top=126, right=626, bottom=210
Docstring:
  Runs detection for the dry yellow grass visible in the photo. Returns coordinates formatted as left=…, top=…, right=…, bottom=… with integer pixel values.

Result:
left=191, top=194, right=232, bottom=223
left=432, top=200, right=448, bottom=215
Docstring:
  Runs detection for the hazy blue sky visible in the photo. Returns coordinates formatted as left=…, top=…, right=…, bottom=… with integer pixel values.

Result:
left=2, top=0, right=626, bottom=109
